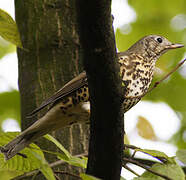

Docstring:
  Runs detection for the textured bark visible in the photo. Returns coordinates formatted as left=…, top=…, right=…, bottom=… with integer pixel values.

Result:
left=15, top=0, right=88, bottom=179
left=76, top=0, right=124, bottom=179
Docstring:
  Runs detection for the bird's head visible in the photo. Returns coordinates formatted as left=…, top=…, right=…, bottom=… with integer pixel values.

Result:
left=127, top=35, right=184, bottom=63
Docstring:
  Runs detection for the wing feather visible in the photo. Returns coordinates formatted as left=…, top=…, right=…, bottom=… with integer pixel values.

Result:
left=28, top=52, right=127, bottom=117
left=28, top=71, right=88, bottom=116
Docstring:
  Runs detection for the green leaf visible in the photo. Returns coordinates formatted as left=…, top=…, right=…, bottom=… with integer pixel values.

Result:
left=44, top=134, right=87, bottom=168
left=0, top=38, right=16, bottom=59
left=0, top=132, right=47, bottom=178
left=0, top=9, right=22, bottom=48
left=57, top=153, right=87, bottom=169
left=135, top=149, right=174, bottom=163
left=0, top=91, right=20, bottom=130
left=31, top=151, right=55, bottom=180
left=176, top=149, right=186, bottom=164
left=135, top=162, right=185, bottom=180
left=0, top=170, right=23, bottom=180
left=80, top=173, right=101, bottom=180
left=44, top=134, right=71, bottom=158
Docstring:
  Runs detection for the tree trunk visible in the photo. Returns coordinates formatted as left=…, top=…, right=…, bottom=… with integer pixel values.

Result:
left=76, top=0, right=124, bottom=179
left=15, top=0, right=88, bottom=179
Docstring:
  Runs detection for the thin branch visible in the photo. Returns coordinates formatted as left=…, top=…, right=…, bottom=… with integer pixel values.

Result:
left=54, top=170, right=81, bottom=179
left=126, top=156, right=157, bottom=167
left=123, top=157, right=173, bottom=180
left=124, top=144, right=141, bottom=150
left=54, top=174, right=61, bottom=180
left=122, top=164, right=140, bottom=177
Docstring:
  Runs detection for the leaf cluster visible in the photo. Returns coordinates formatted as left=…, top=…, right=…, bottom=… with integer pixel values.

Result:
left=0, top=133, right=185, bottom=179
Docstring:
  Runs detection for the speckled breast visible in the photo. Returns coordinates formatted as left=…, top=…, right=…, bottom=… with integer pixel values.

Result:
left=119, top=54, right=155, bottom=112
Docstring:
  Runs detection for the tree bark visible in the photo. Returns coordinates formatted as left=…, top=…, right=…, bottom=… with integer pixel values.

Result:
left=76, top=0, right=124, bottom=179
left=15, top=0, right=88, bottom=179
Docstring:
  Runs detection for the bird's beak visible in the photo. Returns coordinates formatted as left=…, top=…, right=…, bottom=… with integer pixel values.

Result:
left=166, top=43, right=184, bottom=49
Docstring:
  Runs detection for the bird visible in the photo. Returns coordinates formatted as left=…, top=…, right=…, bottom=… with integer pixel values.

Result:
left=0, top=35, right=184, bottom=160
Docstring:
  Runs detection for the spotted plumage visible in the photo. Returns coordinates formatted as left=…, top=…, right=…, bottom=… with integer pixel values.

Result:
left=1, top=35, right=183, bottom=160
left=119, top=53, right=156, bottom=112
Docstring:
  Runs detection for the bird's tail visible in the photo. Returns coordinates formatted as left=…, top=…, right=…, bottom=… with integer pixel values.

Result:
left=0, top=103, right=63, bottom=160
left=1, top=130, right=42, bottom=160
left=0, top=102, right=88, bottom=160
left=0, top=111, right=57, bottom=160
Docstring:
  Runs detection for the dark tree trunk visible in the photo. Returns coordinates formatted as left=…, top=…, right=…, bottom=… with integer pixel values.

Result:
left=76, top=0, right=124, bottom=179
left=15, top=0, right=88, bottom=179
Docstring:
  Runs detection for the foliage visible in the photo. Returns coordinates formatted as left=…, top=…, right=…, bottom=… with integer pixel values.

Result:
left=0, top=8, right=20, bottom=131
left=0, top=132, right=87, bottom=179
left=0, top=132, right=55, bottom=180
left=135, top=149, right=174, bottom=163
left=0, top=38, right=15, bottom=59
left=0, top=132, right=185, bottom=179
left=126, top=146, right=185, bottom=180
left=0, top=91, right=20, bottom=131
left=176, top=149, right=186, bottom=164
left=134, top=162, right=185, bottom=180
left=44, top=134, right=87, bottom=169
left=0, top=8, right=22, bottom=48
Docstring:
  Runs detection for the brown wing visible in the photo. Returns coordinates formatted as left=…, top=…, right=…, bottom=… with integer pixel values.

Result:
left=28, top=51, right=126, bottom=117
left=28, top=71, right=88, bottom=117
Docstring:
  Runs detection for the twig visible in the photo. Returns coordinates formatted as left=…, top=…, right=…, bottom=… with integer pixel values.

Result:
left=124, top=144, right=140, bottom=158
left=124, top=144, right=141, bottom=150
left=124, top=155, right=157, bottom=167
left=122, top=163, right=140, bottom=177
left=54, top=170, right=82, bottom=179
left=131, top=150, right=137, bottom=159
left=54, top=174, right=61, bottom=180
left=123, top=157, right=173, bottom=180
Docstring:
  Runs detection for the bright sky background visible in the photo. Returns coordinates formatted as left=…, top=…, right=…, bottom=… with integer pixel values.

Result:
left=0, top=0, right=182, bottom=179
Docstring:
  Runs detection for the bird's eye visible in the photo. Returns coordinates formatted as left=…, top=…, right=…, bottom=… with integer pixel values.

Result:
left=156, top=37, right=163, bottom=43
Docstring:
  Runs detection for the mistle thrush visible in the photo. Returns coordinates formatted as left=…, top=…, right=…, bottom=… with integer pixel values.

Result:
left=1, top=35, right=184, bottom=160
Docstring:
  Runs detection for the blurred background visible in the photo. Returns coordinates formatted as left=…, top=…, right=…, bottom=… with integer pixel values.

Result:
left=0, top=0, right=185, bottom=179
